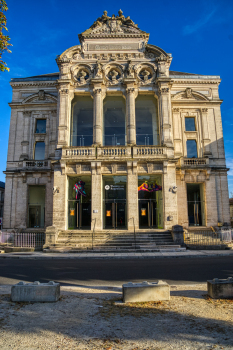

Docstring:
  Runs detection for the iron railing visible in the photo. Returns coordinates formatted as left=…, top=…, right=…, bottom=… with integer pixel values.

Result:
left=0, top=232, right=45, bottom=250
left=184, top=229, right=232, bottom=247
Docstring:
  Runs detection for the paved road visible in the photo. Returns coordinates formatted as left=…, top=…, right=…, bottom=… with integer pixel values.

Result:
left=0, top=256, right=232, bottom=286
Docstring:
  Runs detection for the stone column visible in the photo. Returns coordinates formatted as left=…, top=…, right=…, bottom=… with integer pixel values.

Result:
left=127, top=161, right=138, bottom=230
left=93, top=88, right=103, bottom=146
left=163, top=162, right=178, bottom=230
left=91, top=162, right=102, bottom=230
left=126, top=88, right=136, bottom=145
left=57, top=83, right=73, bottom=149
left=205, top=173, right=218, bottom=226
left=157, top=80, right=173, bottom=147
left=3, top=174, right=13, bottom=229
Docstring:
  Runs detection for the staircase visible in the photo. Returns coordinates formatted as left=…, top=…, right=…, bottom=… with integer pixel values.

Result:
left=44, top=229, right=185, bottom=253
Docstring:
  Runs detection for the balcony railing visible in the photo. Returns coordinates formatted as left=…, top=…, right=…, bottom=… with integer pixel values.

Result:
left=62, top=147, right=96, bottom=159
left=133, top=146, right=166, bottom=159
left=62, top=146, right=167, bottom=160
left=97, top=146, right=131, bottom=159
left=181, top=158, right=209, bottom=166
left=23, top=160, right=51, bottom=169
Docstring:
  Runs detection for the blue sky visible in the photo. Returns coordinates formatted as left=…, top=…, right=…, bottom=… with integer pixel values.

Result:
left=1, top=0, right=233, bottom=195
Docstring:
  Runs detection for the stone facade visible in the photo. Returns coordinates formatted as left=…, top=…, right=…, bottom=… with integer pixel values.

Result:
left=3, top=11, right=230, bottom=235
left=0, top=181, right=4, bottom=229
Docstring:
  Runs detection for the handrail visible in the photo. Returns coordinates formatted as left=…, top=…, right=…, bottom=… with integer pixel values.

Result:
left=92, top=218, right=96, bottom=250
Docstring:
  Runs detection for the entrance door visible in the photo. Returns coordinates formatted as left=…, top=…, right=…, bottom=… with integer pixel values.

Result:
left=76, top=201, right=91, bottom=229
left=104, top=201, right=126, bottom=229
left=29, top=206, right=41, bottom=228
left=139, top=200, right=157, bottom=228
left=187, top=184, right=204, bottom=226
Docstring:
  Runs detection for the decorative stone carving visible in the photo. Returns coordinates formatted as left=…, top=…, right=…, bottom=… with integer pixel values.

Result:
left=172, top=89, right=209, bottom=101
left=159, top=87, right=169, bottom=94
left=202, top=108, right=208, bottom=112
left=103, top=63, right=124, bottom=85
left=95, top=61, right=103, bottom=78
left=134, top=63, right=156, bottom=85
left=93, top=88, right=102, bottom=94
left=79, top=10, right=149, bottom=44
left=186, top=88, right=193, bottom=98
left=38, top=90, right=45, bottom=100
left=71, top=64, right=93, bottom=85
left=59, top=89, right=69, bottom=95
left=173, top=108, right=180, bottom=112
left=126, top=60, right=135, bottom=78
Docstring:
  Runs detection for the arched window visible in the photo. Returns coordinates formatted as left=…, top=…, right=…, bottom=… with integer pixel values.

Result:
left=70, top=96, right=93, bottom=146
left=34, top=142, right=45, bottom=160
left=135, top=95, right=159, bottom=145
left=103, top=96, right=126, bottom=146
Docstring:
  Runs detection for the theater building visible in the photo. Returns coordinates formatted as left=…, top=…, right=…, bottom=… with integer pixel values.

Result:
left=3, top=11, right=230, bottom=241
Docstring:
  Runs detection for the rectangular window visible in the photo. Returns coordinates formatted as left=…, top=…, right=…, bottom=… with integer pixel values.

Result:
left=34, top=142, right=45, bottom=160
left=185, top=117, right=196, bottom=131
left=186, top=140, right=197, bottom=158
left=35, top=119, right=46, bottom=133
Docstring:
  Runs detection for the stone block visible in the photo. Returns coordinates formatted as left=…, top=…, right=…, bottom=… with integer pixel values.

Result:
left=11, top=281, right=60, bottom=302
left=207, top=277, right=233, bottom=299
left=122, top=281, right=170, bottom=303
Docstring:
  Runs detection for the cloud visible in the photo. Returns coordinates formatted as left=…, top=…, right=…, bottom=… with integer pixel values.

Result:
left=183, top=8, right=216, bottom=35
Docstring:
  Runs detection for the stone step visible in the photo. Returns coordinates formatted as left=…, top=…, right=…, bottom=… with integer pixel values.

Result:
left=44, top=246, right=185, bottom=253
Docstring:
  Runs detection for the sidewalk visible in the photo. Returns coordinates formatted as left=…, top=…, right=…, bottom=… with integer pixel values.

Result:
left=0, top=283, right=232, bottom=350
left=0, top=249, right=233, bottom=259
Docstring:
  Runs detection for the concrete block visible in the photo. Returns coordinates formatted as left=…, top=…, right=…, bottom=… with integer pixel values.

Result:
left=122, top=281, right=170, bottom=303
left=11, top=281, right=60, bottom=302
left=207, top=277, right=233, bottom=299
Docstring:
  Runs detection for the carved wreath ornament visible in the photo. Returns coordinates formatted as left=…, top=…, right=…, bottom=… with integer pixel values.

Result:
left=72, top=65, right=93, bottom=85
left=105, top=65, right=123, bottom=85
left=135, top=63, right=156, bottom=85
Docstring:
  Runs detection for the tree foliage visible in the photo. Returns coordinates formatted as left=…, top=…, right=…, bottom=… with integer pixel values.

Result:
left=0, top=0, right=11, bottom=72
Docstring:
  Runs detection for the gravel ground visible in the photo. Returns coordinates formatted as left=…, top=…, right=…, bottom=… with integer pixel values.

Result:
left=0, top=284, right=232, bottom=350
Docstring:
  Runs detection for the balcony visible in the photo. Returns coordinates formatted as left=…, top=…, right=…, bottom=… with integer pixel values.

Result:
left=62, top=146, right=167, bottom=161
left=23, top=160, right=51, bottom=169
left=180, top=158, right=209, bottom=167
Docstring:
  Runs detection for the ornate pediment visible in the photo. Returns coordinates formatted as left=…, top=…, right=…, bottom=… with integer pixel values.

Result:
left=22, top=90, right=57, bottom=104
left=79, top=10, right=149, bottom=41
left=172, top=88, right=209, bottom=101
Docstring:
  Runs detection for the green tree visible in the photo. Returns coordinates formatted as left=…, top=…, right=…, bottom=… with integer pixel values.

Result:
left=0, top=0, right=11, bottom=72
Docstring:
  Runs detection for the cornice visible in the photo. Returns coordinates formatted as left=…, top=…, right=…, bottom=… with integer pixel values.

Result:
left=171, top=79, right=221, bottom=85
left=10, top=81, right=57, bottom=88
left=9, top=102, right=57, bottom=108
left=171, top=100, right=223, bottom=105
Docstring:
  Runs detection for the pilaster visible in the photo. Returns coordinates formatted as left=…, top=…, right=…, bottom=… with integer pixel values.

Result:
left=91, top=161, right=102, bottom=230
left=127, top=161, right=138, bottom=230
left=163, top=162, right=178, bottom=229
left=157, top=78, right=173, bottom=147
left=57, top=81, right=74, bottom=149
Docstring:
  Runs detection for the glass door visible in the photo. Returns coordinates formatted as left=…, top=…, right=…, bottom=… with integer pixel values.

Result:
left=103, top=176, right=127, bottom=230
left=104, top=200, right=126, bottom=229
left=68, top=176, right=91, bottom=230
left=139, top=200, right=157, bottom=228
left=187, top=184, right=205, bottom=226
